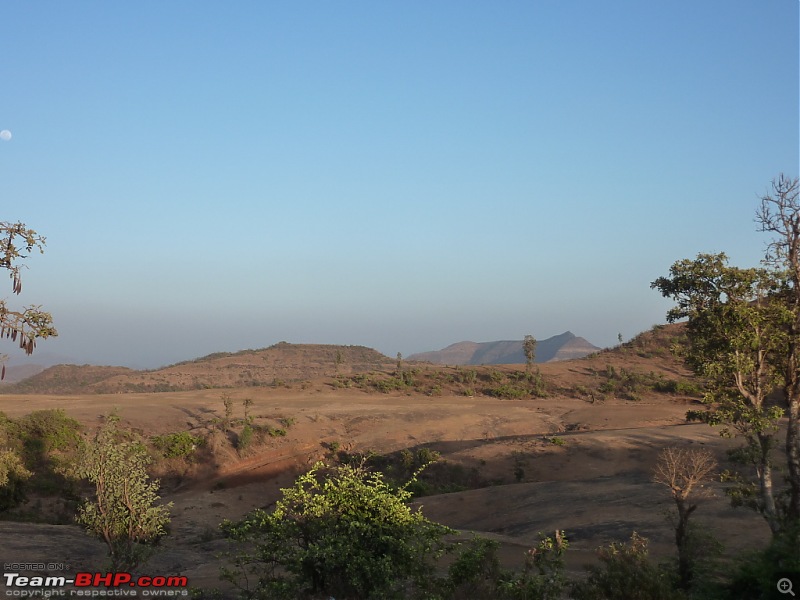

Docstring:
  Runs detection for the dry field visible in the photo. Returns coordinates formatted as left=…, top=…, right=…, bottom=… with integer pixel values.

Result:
left=0, top=327, right=775, bottom=593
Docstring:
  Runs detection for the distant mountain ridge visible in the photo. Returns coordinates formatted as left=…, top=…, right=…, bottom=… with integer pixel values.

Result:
left=408, top=332, right=601, bottom=365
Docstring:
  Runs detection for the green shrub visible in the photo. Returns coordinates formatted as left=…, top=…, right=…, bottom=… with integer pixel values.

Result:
left=0, top=449, right=32, bottom=512
left=415, top=447, right=440, bottom=467
left=571, top=532, right=682, bottom=600
left=221, top=462, right=453, bottom=599
left=237, top=425, right=253, bottom=452
left=15, top=409, right=81, bottom=457
left=151, top=431, right=203, bottom=459
left=399, top=449, right=415, bottom=471
left=500, top=531, right=569, bottom=600
left=74, top=417, right=171, bottom=570
left=462, top=369, right=478, bottom=385
left=5, top=409, right=82, bottom=500
left=723, top=524, right=800, bottom=599
left=653, top=378, right=704, bottom=396
left=446, top=532, right=569, bottom=600
left=447, top=537, right=503, bottom=599
left=490, top=384, right=528, bottom=399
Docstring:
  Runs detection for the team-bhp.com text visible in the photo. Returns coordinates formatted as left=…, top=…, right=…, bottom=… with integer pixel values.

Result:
left=3, top=573, right=188, bottom=597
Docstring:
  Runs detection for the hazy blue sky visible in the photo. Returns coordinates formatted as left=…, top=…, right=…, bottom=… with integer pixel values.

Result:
left=2, top=1, right=798, bottom=368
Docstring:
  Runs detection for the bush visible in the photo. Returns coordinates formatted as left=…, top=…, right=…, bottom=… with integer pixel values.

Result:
left=446, top=532, right=569, bottom=600
left=0, top=449, right=32, bottom=512
left=151, top=431, right=203, bottom=458
left=74, top=417, right=172, bottom=570
left=221, top=462, right=453, bottom=599
left=490, top=384, right=529, bottom=399
left=447, top=537, right=503, bottom=599
left=571, top=532, right=683, bottom=600
left=237, top=425, right=253, bottom=452
left=2, top=409, right=81, bottom=500
left=462, top=369, right=478, bottom=385
left=723, top=524, right=800, bottom=599
left=15, top=409, right=81, bottom=458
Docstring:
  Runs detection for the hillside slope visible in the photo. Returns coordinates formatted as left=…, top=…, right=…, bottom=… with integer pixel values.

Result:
left=408, top=331, right=601, bottom=365
left=0, top=343, right=394, bottom=395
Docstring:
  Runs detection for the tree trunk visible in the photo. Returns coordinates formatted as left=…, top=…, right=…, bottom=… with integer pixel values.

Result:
left=758, top=432, right=781, bottom=534
left=675, top=500, right=697, bottom=590
left=786, top=383, right=800, bottom=522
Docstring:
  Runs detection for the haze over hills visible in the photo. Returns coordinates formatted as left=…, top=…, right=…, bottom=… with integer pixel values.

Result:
left=407, top=332, right=601, bottom=365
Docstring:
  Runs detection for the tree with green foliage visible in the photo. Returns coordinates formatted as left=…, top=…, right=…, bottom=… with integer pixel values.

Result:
left=756, top=174, right=800, bottom=523
left=0, top=221, right=57, bottom=377
left=653, top=175, right=800, bottom=544
left=74, top=416, right=172, bottom=570
left=652, top=253, right=788, bottom=534
left=221, top=461, right=453, bottom=599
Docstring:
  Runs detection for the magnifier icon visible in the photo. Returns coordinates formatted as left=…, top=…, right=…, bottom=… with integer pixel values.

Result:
left=778, top=578, right=796, bottom=596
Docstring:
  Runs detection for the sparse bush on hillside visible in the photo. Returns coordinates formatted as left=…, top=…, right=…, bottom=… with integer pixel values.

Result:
left=490, top=383, right=529, bottom=399
left=652, top=378, right=704, bottom=397
left=445, top=531, right=569, bottom=600
left=592, top=366, right=696, bottom=401
left=236, top=424, right=253, bottom=453
left=15, top=409, right=82, bottom=458
left=483, top=369, right=547, bottom=399
left=571, top=533, right=682, bottom=600
left=221, top=394, right=233, bottom=431
left=242, top=398, right=253, bottom=423
left=0, top=448, right=31, bottom=512
left=462, top=368, right=478, bottom=385
left=74, top=416, right=172, bottom=570
left=151, top=431, right=203, bottom=459
left=0, top=409, right=82, bottom=502
left=723, top=522, right=800, bottom=599
left=220, top=461, right=453, bottom=599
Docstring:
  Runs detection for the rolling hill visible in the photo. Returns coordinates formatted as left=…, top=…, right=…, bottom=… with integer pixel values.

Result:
left=0, top=343, right=395, bottom=395
left=407, top=331, right=601, bottom=365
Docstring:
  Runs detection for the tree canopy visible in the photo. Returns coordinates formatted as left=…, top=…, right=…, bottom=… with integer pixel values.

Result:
left=0, top=221, right=57, bottom=376
left=652, top=175, right=800, bottom=540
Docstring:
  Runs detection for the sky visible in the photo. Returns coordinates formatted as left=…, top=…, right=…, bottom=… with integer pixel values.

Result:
left=1, top=1, right=798, bottom=369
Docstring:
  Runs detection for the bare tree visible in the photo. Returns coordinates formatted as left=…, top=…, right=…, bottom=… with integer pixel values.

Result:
left=653, top=446, right=717, bottom=589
